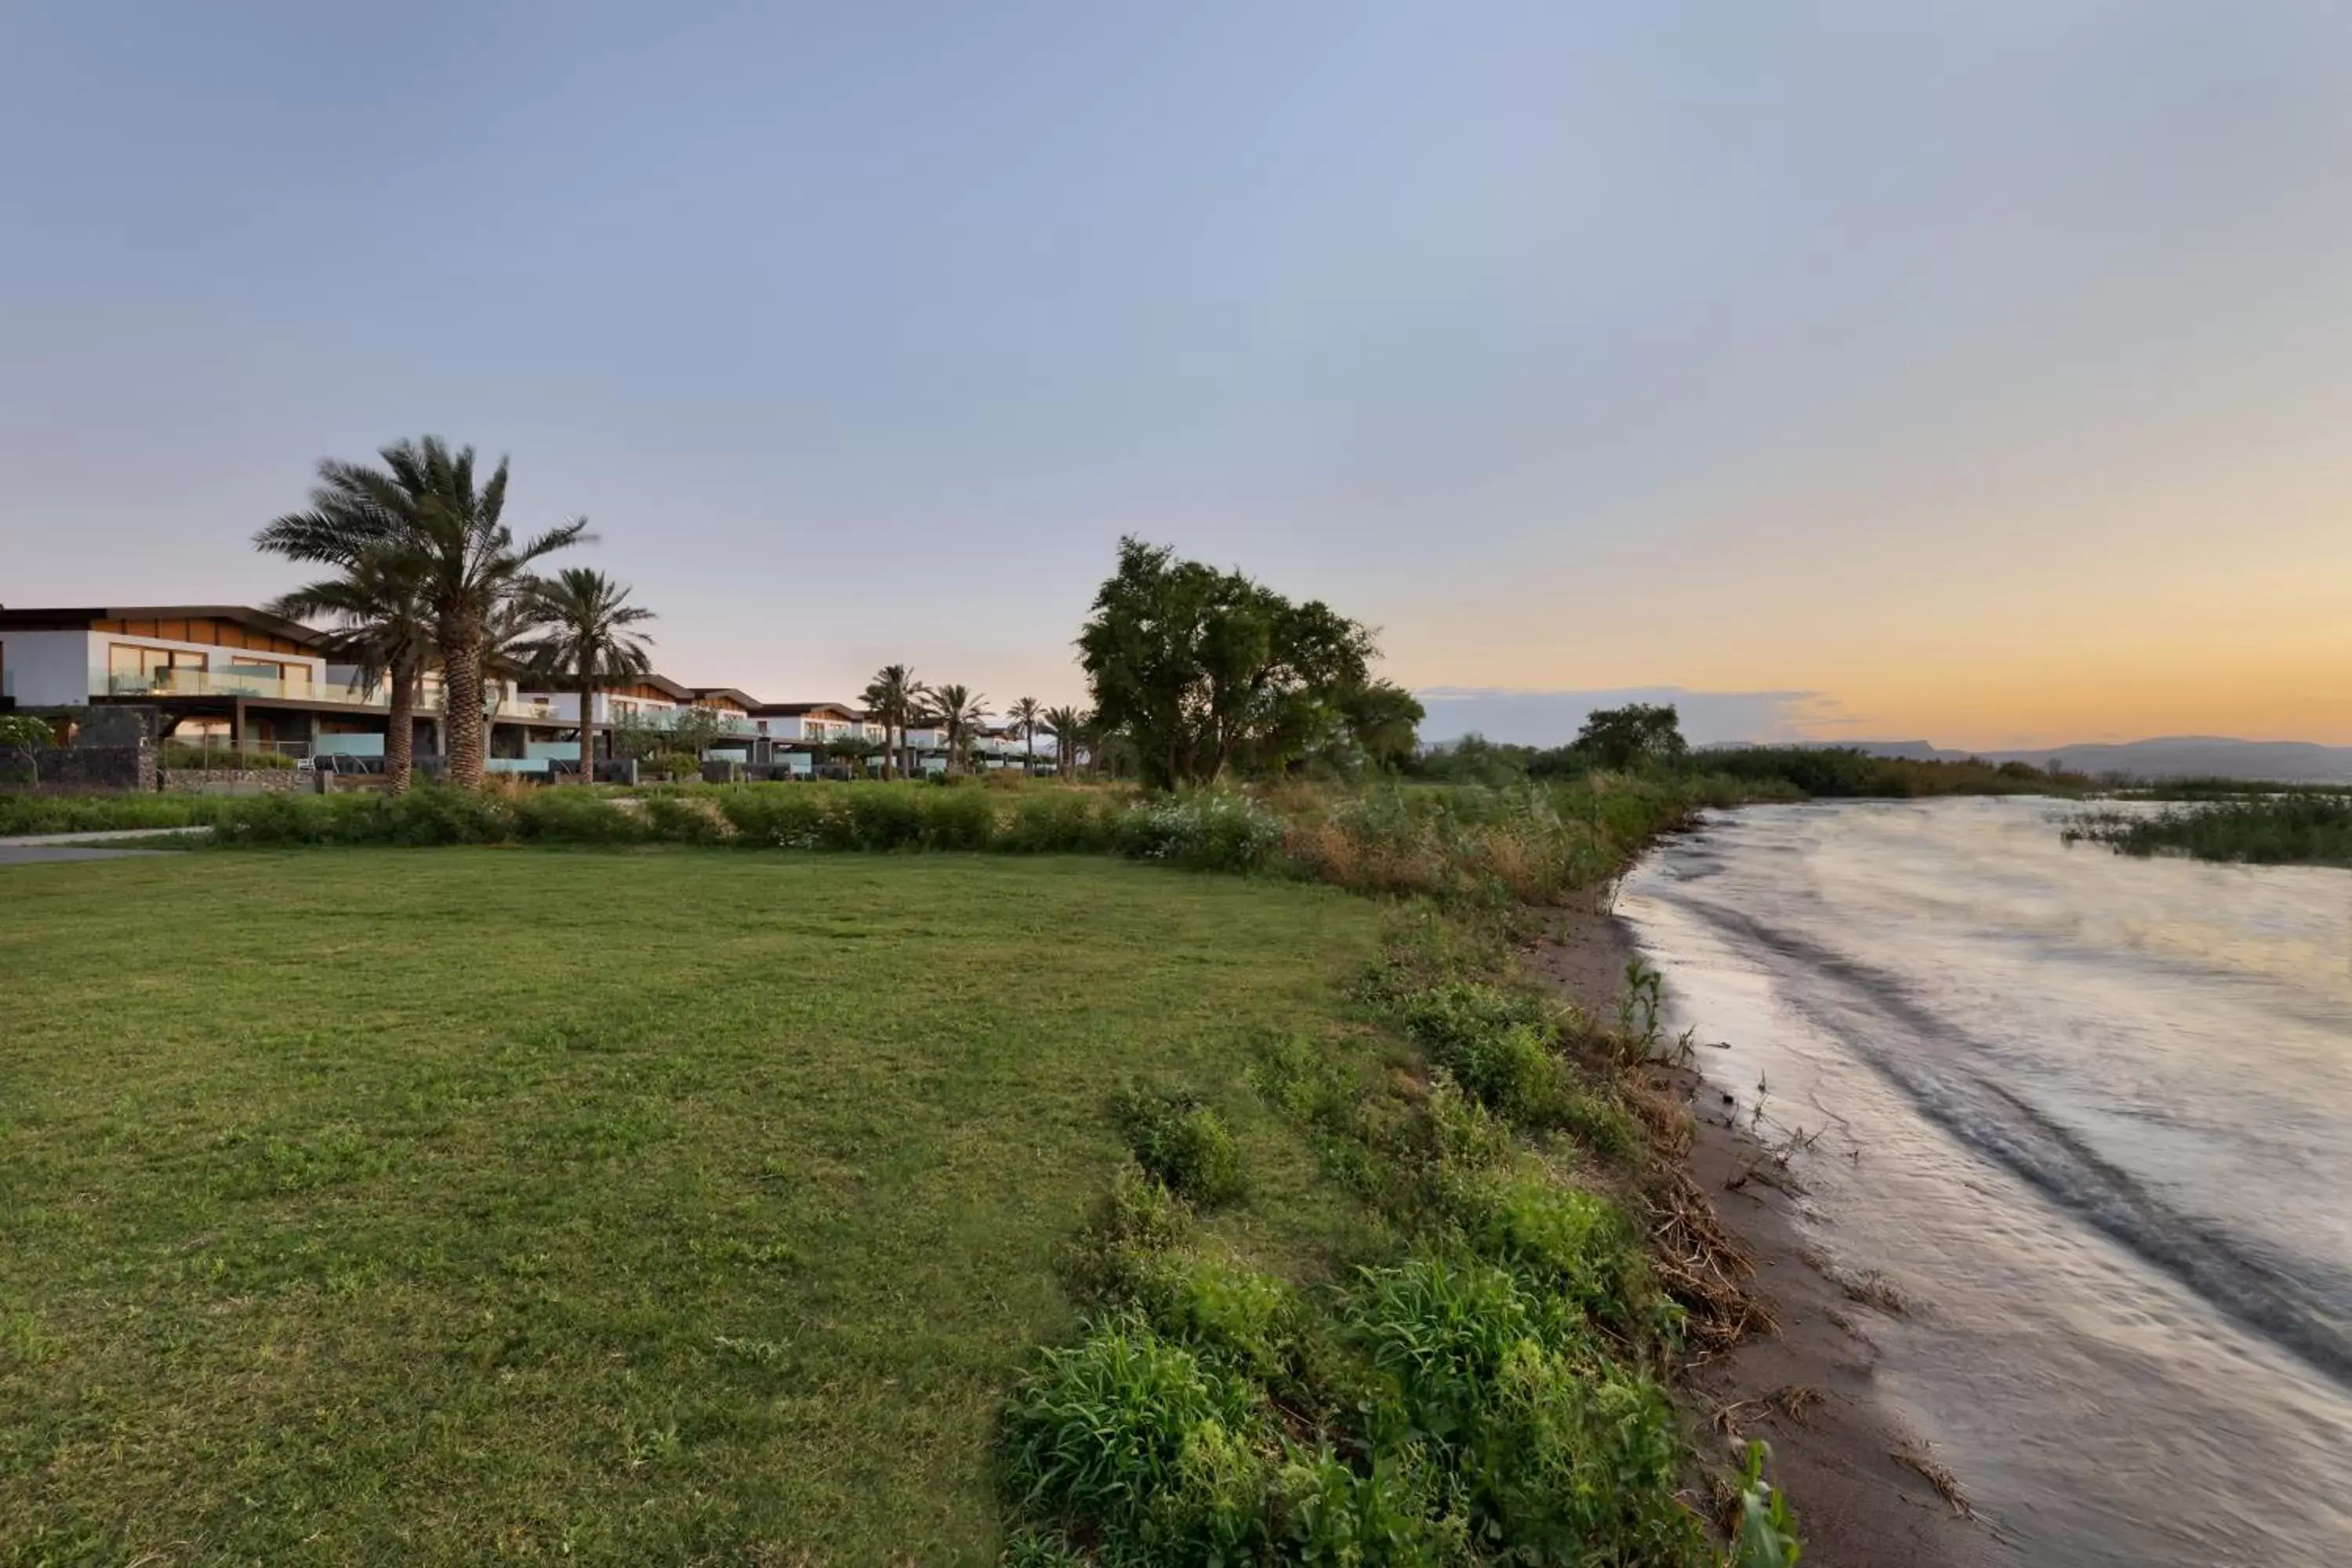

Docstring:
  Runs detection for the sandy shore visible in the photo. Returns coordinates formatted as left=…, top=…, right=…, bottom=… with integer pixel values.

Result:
left=1533, top=906, right=2002, bottom=1568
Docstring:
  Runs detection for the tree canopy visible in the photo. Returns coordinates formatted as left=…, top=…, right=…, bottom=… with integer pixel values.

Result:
left=1076, top=536, right=1414, bottom=789
left=1573, top=702, right=1687, bottom=770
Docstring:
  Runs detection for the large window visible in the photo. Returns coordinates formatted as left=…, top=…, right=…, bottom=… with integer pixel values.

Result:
left=108, top=644, right=205, bottom=690
left=227, top=659, right=311, bottom=695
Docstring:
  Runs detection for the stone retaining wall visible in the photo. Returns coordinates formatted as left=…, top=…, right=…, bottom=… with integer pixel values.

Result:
left=158, top=768, right=312, bottom=796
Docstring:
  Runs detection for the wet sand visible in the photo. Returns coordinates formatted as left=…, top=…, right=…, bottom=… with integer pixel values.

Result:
left=1533, top=904, right=2000, bottom=1568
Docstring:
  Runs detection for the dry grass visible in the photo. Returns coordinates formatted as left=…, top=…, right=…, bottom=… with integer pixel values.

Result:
left=1712, top=1384, right=1825, bottom=1436
left=1894, top=1440, right=1974, bottom=1517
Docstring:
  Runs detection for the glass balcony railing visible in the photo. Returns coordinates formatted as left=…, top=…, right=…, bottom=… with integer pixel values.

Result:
left=103, top=668, right=321, bottom=702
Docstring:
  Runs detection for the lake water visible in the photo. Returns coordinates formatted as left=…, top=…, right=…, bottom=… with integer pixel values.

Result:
left=1619, top=797, right=2352, bottom=1566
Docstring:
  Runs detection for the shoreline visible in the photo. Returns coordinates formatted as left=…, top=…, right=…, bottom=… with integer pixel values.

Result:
left=1534, top=902, right=2000, bottom=1568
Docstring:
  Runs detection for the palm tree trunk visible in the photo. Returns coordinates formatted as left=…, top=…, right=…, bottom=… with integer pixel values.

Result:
left=579, top=671, right=596, bottom=784
left=444, top=630, right=487, bottom=788
left=386, top=655, right=418, bottom=795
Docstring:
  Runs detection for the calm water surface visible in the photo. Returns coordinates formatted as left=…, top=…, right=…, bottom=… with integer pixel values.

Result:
left=1621, top=797, right=2352, bottom=1566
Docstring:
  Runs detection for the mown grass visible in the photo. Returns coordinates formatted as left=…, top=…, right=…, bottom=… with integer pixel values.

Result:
left=2063, top=792, right=2352, bottom=867
left=0, top=850, right=1385, bottom=1565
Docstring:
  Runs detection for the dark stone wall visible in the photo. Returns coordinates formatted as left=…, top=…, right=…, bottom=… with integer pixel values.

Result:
left=0, top=744, right=157, bottom=793
left=158, top=769, right=311, bottom=796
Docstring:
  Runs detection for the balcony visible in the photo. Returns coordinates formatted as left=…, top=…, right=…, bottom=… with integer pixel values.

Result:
left=104, top=668, right=324, bottom=702
left=607, top=705, right=759, bottom=735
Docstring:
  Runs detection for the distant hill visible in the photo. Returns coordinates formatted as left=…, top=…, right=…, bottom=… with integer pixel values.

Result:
left=1732, top=736, right=2352, bottom=783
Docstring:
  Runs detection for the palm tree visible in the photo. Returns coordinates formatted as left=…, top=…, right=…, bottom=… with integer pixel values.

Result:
left=257, top=466, right=435, bottom=793
left=516, top=568, right=655, bottom=782
left=861, top=663, right=919, bottom=781
left=923, top=683, right=986, bottom=775
left=376, top=437, right=588, bottom=786
left=1041, top=704, right=1085, bottom=782
left=1007, top=695, right=1043, bottom=775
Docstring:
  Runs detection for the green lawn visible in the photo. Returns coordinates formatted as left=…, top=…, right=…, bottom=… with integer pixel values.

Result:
left=0, top=850, right=1384, bottom=1566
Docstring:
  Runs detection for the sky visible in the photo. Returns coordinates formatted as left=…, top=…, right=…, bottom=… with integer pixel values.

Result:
left=4, top=2, right=2349, bottom=749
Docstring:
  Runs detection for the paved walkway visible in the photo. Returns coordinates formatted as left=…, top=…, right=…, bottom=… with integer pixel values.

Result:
left=0, top=826, right=210, bottom=848
left=0, top=844, right=170, bottom=865
left=0, top=825, right=209, bottom=865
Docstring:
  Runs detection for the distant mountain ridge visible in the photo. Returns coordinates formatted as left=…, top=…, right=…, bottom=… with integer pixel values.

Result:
left=1721, top=736, right=2352, bottom=783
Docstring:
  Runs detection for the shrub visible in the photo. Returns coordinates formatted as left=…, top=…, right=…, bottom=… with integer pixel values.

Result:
left=1112, top=793, right=1283, bottom=872
left=1131, top=1253, right=1298, bottom=1382
left=1334, top=1256, right=1697, bottom=1563
left=715, top=786, right=830, bottom=848
left=515, top=789, right=646, bottom=844
left=1450, top=1167, right=1653, bottom=1337
left=1000, top=1313, right=1276, bottom=1561
left=1114, top=1087, right=1245, bottom=1208
left=212, top=793, right=352, bottom=846
left=920, top=786, right=1000, bottom=851
left=845, top=786, right=927, bottom=850
left=1465, top=1337, right=1695, bottom=1561
left=1001, top=791, right=1112, bottom=854
left=1066, top=1163, right=1197, bottom=1304
left=0, top=794, right=227, bottom=836
left=375, top=787, right=520, bottom=845
left=1273, top=1446, right=1467, bottom=1565
left=641, top=793, right=728, bottom=844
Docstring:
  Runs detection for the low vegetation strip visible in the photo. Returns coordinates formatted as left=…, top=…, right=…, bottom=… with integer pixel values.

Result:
left=2062, top=792, right=2352, bottom=868
left=0, top=793, right=234, bottom=837
left=0, top=851, right=1385, bottom=1564
left=994, top=910, right=1795, bottom=1565
left=192, top=777, right=1711, bottom=909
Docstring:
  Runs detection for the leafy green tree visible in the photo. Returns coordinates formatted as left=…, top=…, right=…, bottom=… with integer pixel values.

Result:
left=515, top=568, right=656, bottom=782
left=861, top=664, right=920, bottom=780
left=0, top=714, right=57, bottom=750
left=1076, top=536, right=1377, bottom=789
left=923, top=683, right=986, bottom=775
left=1334, top=680, right=1425, bottom=774
left=1574, top=702, right=1686, bottom=771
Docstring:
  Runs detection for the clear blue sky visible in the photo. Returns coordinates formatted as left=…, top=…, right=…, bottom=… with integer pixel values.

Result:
left=6, top=2, right=2350, bottom=745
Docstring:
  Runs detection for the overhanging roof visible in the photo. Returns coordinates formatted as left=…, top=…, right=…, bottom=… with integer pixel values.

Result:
left=751, top=701, right=867, bottom=720
left=0, top=604, right=325, bottom=645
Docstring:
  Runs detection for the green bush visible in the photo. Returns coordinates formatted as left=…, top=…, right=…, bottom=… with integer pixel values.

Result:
left=1398, top=982, right=1636, bottom=1156
left=640, top=793, right=726, bottom=844
left=1335, top=1257, right=1697, bottom=1563
left=514, top=789, right=646, bottom=844
left=1131, top=1253, right=1298, bottom=1382
left=1450, top=1167, right=1653, bottom=1337
left=1112, top=793, right=1283, bottom=871
left=1065, top=1163, right=1198, bottom=1304
left=1002, top=791, right=1112, bottom=854
left=715, top=786, right=829, bottom=848
left=0, top=794, right=227, bottom=836
left=920, top=786, right=1000, bottom=850
left=212, top=793, right=366, bottom=845
left=1115, top=1087, right=1245, bottom=1208
left=1000, top=1313, right=1276, bottom=1562
left=1272, top=1446, right=1467, bottom=1565
left=846, top=786, right=927, bottom=850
